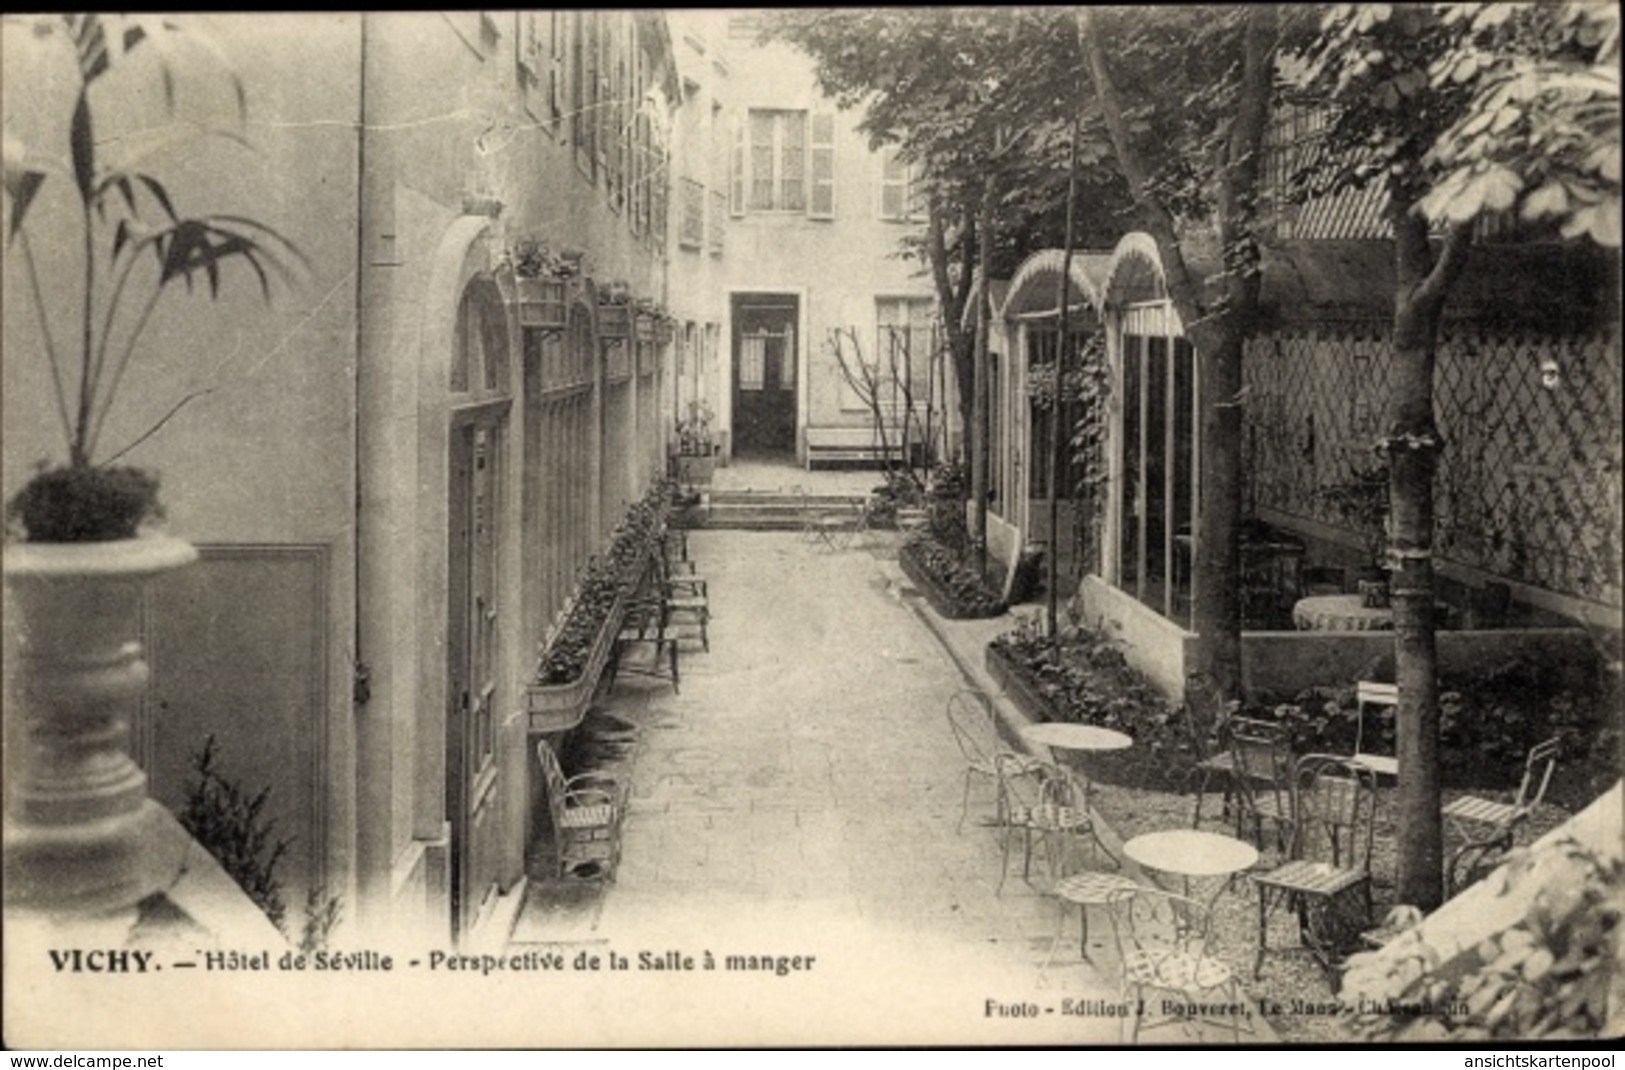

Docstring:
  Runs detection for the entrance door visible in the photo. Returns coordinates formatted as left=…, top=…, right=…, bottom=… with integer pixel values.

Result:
left=732, top=295, right=798, bottom=459
left=446, top=419, right=504, bottom=941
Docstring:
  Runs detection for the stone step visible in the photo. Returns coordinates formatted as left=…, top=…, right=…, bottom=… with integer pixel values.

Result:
left=682, top=489, right=869, bottom=531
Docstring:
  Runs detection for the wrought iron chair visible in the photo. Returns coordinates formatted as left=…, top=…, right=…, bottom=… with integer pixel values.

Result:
left=1106, top=884, right=1252, bottom=1043
left=1253, top=753, right=1378, bottom=980
left=1351, top=680, right=1399, bottom=778
left=944, top=689, right=1039, bottom=834
left=999, top=758, right=1099, bottom=893
left=1228, top=716, right=1294, bottom=852
left=1183, top=673, right=1241, bottom=829
left=535, top=740, right=622, bottom=882
left=797, top=488, right=869, bottom=551
left=1445, top=735, right=1561, bottom=894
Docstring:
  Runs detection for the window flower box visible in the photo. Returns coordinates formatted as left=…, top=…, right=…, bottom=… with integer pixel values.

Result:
left=597, top=302, right=631, bottom=344
left=515, top=276, right=569, bottom=331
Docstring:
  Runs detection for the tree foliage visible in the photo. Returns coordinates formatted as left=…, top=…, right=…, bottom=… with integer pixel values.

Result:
left=1424, top=2, right=1620, bottom=246
left=1291, top=2, right=1620, bottom=245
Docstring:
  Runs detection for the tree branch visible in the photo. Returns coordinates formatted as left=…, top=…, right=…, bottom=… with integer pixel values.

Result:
left=1077, top=8, right=1209, bottom=334
left=1416, top=220, right=1474, bottom=310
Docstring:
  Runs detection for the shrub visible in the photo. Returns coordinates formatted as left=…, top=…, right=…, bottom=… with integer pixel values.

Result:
left=1343, top=838, right=1622, bottom=1041
left=177, top=736, right=290, bottom=932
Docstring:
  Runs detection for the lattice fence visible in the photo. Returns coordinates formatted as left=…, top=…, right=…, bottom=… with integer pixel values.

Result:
left=1244, top=324, right=1622, bottom=609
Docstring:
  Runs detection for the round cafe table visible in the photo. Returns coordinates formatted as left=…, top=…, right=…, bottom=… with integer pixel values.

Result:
left=1020, top=722, right=1133, bottom=755
left=1123, top=828, right=1259, bottom=908
left=1292, top=593, right=1394, bottom=631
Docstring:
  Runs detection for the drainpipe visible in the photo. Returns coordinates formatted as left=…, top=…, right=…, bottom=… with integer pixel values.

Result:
left=353, top=10, right=398, bottom=934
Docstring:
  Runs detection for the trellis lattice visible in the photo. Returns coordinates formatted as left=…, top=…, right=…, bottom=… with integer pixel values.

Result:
left=1244, top=325, right=1622, bottom=609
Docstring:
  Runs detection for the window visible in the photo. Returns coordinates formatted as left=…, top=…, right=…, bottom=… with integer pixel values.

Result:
left=879, top=146, right=925, bottom=222
left=732, top=109, right=836, bottom=217
left=876, top=297, right=937, bottom=399
left=750, top=110, right=804, bottom=211
left=571, top=13, right=595, bottom=177
left=679, top=177, right=705, bottom=249
left=841, top=297, right=936, bottom=411
left=451, top=280, right=510, bottom=397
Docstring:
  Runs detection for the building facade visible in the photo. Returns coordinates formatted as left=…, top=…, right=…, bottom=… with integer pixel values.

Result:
left=2, top=11, right=695, bottom=945
left=669, top=12, right=953, bottom=471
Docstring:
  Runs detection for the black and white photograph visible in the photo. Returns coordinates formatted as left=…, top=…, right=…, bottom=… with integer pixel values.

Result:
left=3, top=7, right=1620, bottom=1050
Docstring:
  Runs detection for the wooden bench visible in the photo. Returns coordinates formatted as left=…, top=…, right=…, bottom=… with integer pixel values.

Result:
left=803, top=426, right=909, bottom=470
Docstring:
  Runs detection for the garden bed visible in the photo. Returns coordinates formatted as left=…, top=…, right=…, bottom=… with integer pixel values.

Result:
left=985, top=630, right=1189, bottom=791
left=898, top=535, right=1005, bottom=620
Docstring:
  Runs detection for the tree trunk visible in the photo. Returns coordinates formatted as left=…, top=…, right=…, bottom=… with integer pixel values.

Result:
left=927, top=200, right=977, bottom=461
left=1390, top=294, right=1444, bottom=910
left=1050, top=105, right=1082, bottom=642
left=1387, top=205, right=1469, bottom=911
left=1190, top=327, right=1245, bottom=696
left=971, top=181, right=993, bottom=575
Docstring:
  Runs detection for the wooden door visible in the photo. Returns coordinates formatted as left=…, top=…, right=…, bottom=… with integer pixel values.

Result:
left=446, top=419, right=504, bottom=941
left=732, top=297, right=798, bottom=457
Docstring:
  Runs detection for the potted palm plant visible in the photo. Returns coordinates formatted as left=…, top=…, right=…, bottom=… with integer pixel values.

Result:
left=2, top=14, right=302, bottom=915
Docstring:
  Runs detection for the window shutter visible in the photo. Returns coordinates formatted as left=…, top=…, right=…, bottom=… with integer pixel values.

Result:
left=880, top=148, right=909, bottom=221
left=730, top=115, right=746, bottom=216
left=808, top=112, right=835, bottom=220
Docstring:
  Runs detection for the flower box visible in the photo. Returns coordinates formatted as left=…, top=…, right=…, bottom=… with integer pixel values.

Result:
left=515, top=277, right=569, bottom=331
left=673, top=450, right=717, bottom=486
left=526, top=588, right=626, bottom=734
left=898, top=538, right=1006, bottom=620
left=597, top=302, right=631, bottom=343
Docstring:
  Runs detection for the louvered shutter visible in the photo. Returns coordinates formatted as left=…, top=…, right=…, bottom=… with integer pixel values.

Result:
left=808, top=112, right=835, bottom=219
left=730, top=115, right=746, bottom=216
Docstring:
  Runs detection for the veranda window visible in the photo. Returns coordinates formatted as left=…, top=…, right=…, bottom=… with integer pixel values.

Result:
left=1116, top=305, right=1198, bottom=625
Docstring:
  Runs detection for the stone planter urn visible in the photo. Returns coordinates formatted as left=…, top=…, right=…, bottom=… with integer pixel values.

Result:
left=3, top=535, right=197, bottom=916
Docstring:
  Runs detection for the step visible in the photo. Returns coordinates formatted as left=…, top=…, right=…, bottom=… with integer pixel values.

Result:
left=682, top=489, right=870, bottom=531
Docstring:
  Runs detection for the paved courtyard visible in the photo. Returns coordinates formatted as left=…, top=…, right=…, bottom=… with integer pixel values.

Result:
left=509, top=527, right=1133, bottom=1046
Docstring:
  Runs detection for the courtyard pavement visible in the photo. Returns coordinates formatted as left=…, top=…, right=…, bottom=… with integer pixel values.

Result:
left=509, top=525, right=1262, bottom=1046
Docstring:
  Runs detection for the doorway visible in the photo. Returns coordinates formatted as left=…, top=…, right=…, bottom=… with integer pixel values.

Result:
left=731, top=294, right=799, bottom=460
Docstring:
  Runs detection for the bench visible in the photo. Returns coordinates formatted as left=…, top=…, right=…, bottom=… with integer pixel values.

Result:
left=803, top=426, right=912, bottom=470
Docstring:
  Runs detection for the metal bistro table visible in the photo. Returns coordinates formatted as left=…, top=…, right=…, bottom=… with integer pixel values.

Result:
left=1123, top=828, right=1259, bottom=909
left=1021, top=723, right=1132, bottom=801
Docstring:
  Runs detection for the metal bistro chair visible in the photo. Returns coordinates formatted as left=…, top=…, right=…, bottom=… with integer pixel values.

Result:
left=1184, top=673, right=1241, bottom=830
left=944, top=689, right=1040, bottom=835
left=797, top=487, right=870, bottom=551
left=1229, top=716, right=1295, bottom=853
left=1107, top=884, right=1252, bottom=1043
left=999, top=758, right=1101, bottom=894
left=1445, top=735, right=1561, bottom=894
left=1351, top=680, right=1400, bottom=779
left=1253, top=754, right=1378, bottom=981
left=654, top=547, right=709, bottom=653
left=607, top=564, right=681, bottom=694
left=535, top=740, right=622, bottom=883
